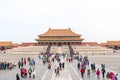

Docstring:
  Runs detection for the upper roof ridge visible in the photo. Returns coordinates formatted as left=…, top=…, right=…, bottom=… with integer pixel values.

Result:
left=38, top=28, right=81, bottom=37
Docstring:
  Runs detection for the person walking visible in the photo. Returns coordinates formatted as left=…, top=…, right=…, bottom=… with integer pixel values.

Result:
left=24, top=68, right=27, bottom=78
left=32, top=68, right=35, bottom=78
left=106, top=72, right=110, bottom=77
left=21, top=58, right=23, bottom=67
left=55, top=66, right=59, bottom=76
left=59, top=62, right=62, bottom=70
left=48, top=61, right=51, bottom=69
left=18, top=61, right=21, bottom=68
left=96, top=69, right=100, bottom=78
left=80, top=67, right=85, bottom=78
left=24, top=58, right=26, bottom=65
left=62, top=62, right=65, bottom=69
left=77, top=62, right=80, bottom=70
left=28, top=67, right=32, bottom=78
left=87, top=68, right=91, bottom=77
left=101, top=68, right=106, bottom=78
left=16, top=74, right=20, bottom=80
left=55, top=64, right=59, bottom=76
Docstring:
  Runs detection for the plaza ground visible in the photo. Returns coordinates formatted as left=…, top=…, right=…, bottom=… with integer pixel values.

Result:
left=0, top=53, right=120, bottom=80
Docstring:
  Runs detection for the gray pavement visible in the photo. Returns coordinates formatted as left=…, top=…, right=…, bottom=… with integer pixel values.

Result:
left=0, top=54, right=120, bottom=80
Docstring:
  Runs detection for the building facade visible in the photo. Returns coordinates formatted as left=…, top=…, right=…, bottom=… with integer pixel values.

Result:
left=36, top=28, right=84, bottom=45
left=0, top=41, right=17, bottom=51
left=106, top=41, right=120, bottom=50
left=20, top=42, right=38, bottom=46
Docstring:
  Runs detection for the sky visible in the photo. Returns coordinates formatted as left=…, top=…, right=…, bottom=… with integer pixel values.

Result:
left=0, top=0, right=120, bottom=44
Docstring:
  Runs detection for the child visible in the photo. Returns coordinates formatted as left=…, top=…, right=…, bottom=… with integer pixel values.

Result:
left=96, top=69, right=100, bottom=78
left=87, top=68, right=90, bottom=77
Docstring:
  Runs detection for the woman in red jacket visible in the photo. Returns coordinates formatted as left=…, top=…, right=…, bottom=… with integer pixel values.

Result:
left=80, top=67, right=85, bottom=78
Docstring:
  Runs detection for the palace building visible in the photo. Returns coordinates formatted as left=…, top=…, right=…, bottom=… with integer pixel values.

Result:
left=0, top=41, right=18, bottom=51
left=105, top=41, right=120, bottom=50
left=36, top=28, right=84, bottom=46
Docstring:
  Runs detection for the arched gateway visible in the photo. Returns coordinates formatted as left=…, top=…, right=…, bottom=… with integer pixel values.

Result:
left=35, top=28, right=84, bottom=46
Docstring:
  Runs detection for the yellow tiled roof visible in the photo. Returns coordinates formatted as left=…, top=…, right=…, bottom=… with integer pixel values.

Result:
left=107, top=41, right=120, bottom=45
left=39, top=28, right=81, bottom=37
left=0, top=41, right=13, bottom=46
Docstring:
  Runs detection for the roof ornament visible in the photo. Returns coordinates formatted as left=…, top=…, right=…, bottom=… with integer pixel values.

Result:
left=68, top=27, right=71, bottom=30
left=49, top=27, right=51, bottom=30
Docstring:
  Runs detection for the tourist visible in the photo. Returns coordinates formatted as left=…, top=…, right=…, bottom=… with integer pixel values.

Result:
left=52, top=58, right=54, bottom=63
left=21, top=58, right=23, bottom=67
left=66, top=57, right=69, bottom=62
left=4, top=62, right=7, bottom=69
left=32, top=68, right=35, bottom=78
left=91, top=63, right=96, bottom=71
left=80, top=67, right=85, bottom=78
left=38, top=54, right=41, bottom=60
left=28, top=67, right=32, bottom=78
left=24, top=68, right=27, bottom=78
left=48, top=61, right=51, bottom=69
left=77, top=62, right=80, bottom=70
left=20, top=68, right=27, bottom=78
left=18, top=61, right=21, bottom=68
left=56, top=66, right=59, bottom=76
left=101, top=68, right=106, bottom=78
left=16, top=73, right=20, bottom=80
left=32, top=58, right=35, bottom=66
left=109, top=72, right=114, bottom=79
left=9, top=63, right=13, bottom=69
left=27, top=57, right=30, bottom=62
left=81, top=62, right=86, bottom=69
left=55, top=64, right=59, bottom=76
left=106, top=72, right=110, bottom=77
left=87, top=68, right=91, bottom=77
left=59, top=62, right=62, bottom=70
left=114, top=74, right=118, bottom=80
left=24, top=58, right=26, bottom=65
left=7, top=62, right=9, bottom=69
left=69, top=57, right=71, bottom=63
left=62, top=62, right=65, bottom=69
left=96, top=69, right=100, bottom=78
left=20, top=68, right=23, bottom=77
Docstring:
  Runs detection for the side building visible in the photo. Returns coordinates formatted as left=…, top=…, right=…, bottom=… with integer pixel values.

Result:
left=105, top=41, right=120, bottom=50
left=0, top=41, right=18, bottom=51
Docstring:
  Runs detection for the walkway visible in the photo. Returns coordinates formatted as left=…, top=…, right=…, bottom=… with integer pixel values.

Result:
left=0, top=54, right=120, bottom=80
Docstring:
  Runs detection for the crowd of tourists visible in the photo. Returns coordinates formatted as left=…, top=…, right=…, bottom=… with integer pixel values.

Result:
left=0, top=62, right=16, bottom=70
left=15, top=53, right=118, bottom=80
left=74, top=54, right=118, bottom=80
left=0, top=51, right=115, bottom=80
left=38, top=53, right=66, bottom=76
left=16, top=57, right=36, bottom=80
